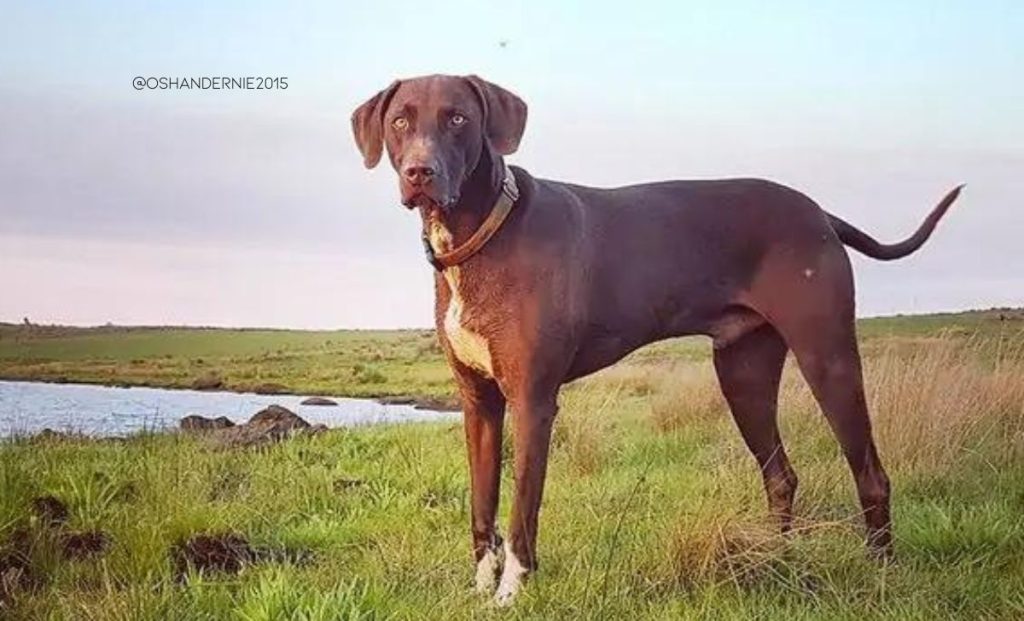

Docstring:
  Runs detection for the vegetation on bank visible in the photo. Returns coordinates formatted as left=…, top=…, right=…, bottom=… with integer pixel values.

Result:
left=0, top=310, right=1022, bottom=618
left=0, top=327, right=454, bottom=403
left=1, top=308, right=1021, bottom=402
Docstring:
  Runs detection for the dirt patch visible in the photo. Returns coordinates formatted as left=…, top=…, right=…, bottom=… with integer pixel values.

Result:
left=170, top=533, right=313, bottom=581
left=61, top=530, right=109, bottom=560
left=31, top=496, right=69, bottom=528
left=0, top=530, right=37, bottom=607
left=0, top=555, right=31, bottom=606
left=171, top=534, right=254, bottom=580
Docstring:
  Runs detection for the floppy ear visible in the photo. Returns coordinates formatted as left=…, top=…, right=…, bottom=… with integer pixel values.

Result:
left=465, top=75, right=528, bottom=155
left=351, top=80, right=400, bottom=169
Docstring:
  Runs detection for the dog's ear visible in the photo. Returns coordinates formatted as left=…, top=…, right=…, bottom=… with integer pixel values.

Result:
left=465, top=75, right=527, bottom=155
left=351, top=81, right=400, bottom=169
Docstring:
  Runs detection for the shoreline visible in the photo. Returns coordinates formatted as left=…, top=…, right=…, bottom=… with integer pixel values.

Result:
left=0, top=374, right=461, bottom=413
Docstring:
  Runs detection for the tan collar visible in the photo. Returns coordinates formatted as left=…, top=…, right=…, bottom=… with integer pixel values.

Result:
left=422, top=165, right=520, bottom=271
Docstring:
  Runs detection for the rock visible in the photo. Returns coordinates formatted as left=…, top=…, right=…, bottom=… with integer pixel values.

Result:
left=33, top=428, right=77, bottom=441
left=171, top=534, right=254, bottom=580
left=248, top=405, right=310, bottom=430
left=61, top=530, right=109, bottom=560
left=212, top=405, right=313, bottom=448
left=191, top=372, right=224, bottom=391
left=180, top=415, right=235, bottom=431
left=300, top=397, right=337, bottom=406
left=378, top=395, right=461, bottom=411
left=31, top=496, right=69, bottom=528
left=411, top=396, right=462, bottom=412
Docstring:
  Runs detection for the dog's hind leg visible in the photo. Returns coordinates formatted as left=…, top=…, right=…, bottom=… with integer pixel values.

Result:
left=786, top=317, right=892, bottom=556
left=713, top=322, right=798, bottom=531
left=758, top=255, right=893, bottom=556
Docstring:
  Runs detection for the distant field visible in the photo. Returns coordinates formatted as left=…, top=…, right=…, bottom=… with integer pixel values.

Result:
left=1, top=308, right=1023, bottom=618
left=1, top=309, right=1021, bottom=403
left=0, top=326, right=454, bottom=402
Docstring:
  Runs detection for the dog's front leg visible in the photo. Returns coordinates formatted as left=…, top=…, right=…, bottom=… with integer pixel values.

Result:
left=494, top=390, right=558, bottom=606
left=455, top=371, right=507, bottom=594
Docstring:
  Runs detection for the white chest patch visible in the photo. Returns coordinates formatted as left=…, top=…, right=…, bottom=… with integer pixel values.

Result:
left=429, top=220, right=494, bottom=377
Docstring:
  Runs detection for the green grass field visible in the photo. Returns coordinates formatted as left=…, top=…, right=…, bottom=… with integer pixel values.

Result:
left=0, top=325, right=455, bottom=404
left=2, top=309, right=1024, bottom=619
left=1, top=309, right=1020, bottom=402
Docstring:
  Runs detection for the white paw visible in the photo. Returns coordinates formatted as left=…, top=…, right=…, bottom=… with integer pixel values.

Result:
left=474, top=545, right=503, bottom=594
left=493, top=542, right=528, bottom=607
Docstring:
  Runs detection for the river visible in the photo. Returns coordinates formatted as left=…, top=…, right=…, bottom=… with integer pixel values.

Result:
left=0, top=380, right=458, bottom=438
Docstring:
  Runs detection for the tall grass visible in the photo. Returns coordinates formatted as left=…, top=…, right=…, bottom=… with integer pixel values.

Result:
left=648, top=364, right=726, bottom=433
left=869, top=336, right=1024, bottom=471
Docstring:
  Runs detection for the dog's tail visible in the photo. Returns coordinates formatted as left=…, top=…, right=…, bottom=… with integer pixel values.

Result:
left=827, top=185, right=964, bottom=261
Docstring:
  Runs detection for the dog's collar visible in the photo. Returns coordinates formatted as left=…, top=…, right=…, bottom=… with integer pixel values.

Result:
left=421, top=165, right=520, bottom=271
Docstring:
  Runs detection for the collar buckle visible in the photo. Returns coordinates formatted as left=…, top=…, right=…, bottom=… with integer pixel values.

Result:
left=501, top=166, right=520, bottom=202
left=422, top=232, right=445, bottom=271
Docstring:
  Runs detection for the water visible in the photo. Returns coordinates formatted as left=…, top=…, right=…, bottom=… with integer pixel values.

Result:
left=0, top=380, right=459, bottom=438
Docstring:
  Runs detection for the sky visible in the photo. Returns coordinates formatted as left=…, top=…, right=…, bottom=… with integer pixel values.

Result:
left=1, top=1, right=1022, bottom=329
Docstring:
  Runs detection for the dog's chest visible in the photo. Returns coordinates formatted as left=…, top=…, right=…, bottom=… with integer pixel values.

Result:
left=430, top=221, right=495, bottom=377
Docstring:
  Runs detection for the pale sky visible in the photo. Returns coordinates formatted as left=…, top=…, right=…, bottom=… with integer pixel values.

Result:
left=1, top=1, right=1021, bottom=328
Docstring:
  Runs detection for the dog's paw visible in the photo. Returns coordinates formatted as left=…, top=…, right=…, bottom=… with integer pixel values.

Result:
left=493, top=584, right=517, bottom=607
left=492, top=542, right=528, bottom=607
left=474, top=544, right=503, bottom=594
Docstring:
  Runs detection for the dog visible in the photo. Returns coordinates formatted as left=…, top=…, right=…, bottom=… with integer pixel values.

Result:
left=351, top=74, right=960, bottom=605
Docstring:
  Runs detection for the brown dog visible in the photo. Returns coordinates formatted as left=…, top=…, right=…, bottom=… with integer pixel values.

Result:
left=351, top=74, right=960, bottom=605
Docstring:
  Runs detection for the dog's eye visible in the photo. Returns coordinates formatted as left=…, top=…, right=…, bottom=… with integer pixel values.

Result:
left=392, top=117, right=409, bottom=131
left=450, top=114, right=467, bottom=127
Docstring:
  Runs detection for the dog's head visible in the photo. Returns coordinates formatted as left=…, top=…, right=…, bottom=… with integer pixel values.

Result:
left=351, top=75, right=527, bottom=210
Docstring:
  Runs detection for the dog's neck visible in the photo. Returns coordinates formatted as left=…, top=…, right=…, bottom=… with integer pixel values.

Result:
left=420, top=149, right=505, bottom=254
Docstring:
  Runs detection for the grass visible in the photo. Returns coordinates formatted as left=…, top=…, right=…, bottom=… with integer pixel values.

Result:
left=0, top=326, right=453, bottom=402
left=1, top=309, right=1023, bottom=619
left=2, top=308, right=1019, bottom=402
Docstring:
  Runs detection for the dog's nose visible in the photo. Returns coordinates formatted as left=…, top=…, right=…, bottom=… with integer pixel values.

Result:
left=402, top=165, right=436, bottom=186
